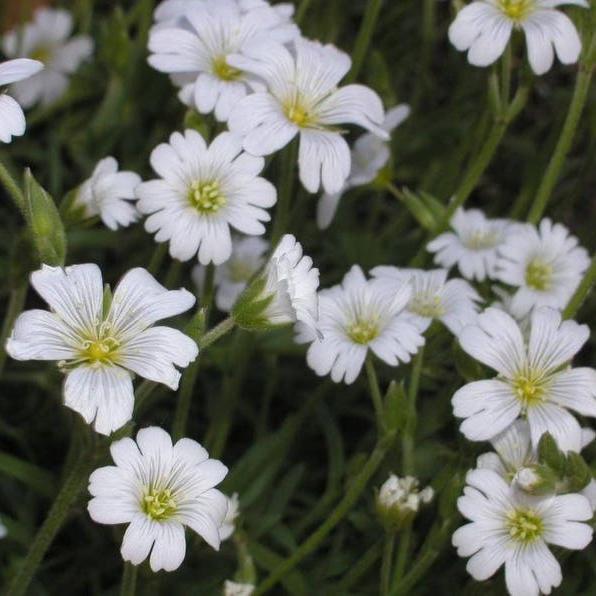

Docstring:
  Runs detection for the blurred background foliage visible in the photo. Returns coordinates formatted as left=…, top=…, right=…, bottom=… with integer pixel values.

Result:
left=0, top=0, right=595, bottom=594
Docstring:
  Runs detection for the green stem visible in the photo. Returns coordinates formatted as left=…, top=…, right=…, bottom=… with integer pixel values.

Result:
left=402, top=345, right=424, bottom=475
left=392, top=524, right=412, bottom=585
left=0, top=284, right=27, bottom=375
left=206, top=332, right=251, bottom=459
left=334, top=540, right=383, bottom=592
left=148, top=243, right=167, bottom=276
left=381, top=534, right=396, bottom=595
left=171, top=356, right=201, bottom=441
left=390, top=520, right=452, bottom=596
left=120, top=562, right=138, bottom=596
left=347, top=0, right=384, bottom=83
left=7, top=439, right=96, bottom=596
left=526, top=31, right=596, bottom=224
left=0, top=158, right=26, bottom=213
left=435, top=77, right=531, bottom=234
left=253, top=431, right=396, bottom=595
left=200, top=317, right=235, bottom=349
left=296, top=0, right=313, bottom=24
left=563, top=253, right=596, bottom=320
left=271, top=140, right=297, bottom=246
left=365, top=356, right=387, bottom=436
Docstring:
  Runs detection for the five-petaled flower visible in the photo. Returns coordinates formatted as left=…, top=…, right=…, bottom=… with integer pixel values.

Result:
left=88, top=427, right=228, bottom=572
left=6, top=264, right=198, bottom=435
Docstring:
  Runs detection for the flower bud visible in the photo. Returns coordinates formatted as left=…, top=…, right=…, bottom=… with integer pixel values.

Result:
left=223, top=581, right=254, bottom=596
left=376, top=474, right=434, bottom=531
left=231, top=234, right=319, bottom=334
left=513, top=465, right=557, bottom=495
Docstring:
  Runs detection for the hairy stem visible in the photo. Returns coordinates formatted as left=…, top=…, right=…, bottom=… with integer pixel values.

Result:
left=402, top=345, right=424, bottom=474
left=365, top=356, right=387, bottom=436
left=527, top=31, right=596, bottom=224
left=7, top=432, right=96, bottom=596
left=563, top=253, right=596, bottom=320
left=271, top=140, right=298, bottom=246
left=348, top=0, right=384, bottom=83
left=120, top=562, right=138, bottom=596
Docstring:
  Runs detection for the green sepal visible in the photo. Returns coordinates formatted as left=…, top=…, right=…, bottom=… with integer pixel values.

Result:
left=59, top=187, right=87, bottom=227
left=231, top=276, right=277, bottom=331
left=565, top=452, right=593, bottom=492
left=23, top=168, right=67, bottom=267
left=537, top=432, right=567, bottom=476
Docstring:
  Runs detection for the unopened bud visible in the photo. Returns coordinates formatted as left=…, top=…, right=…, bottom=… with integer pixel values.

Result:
left=376, top=474, right=434, bottom=531
left=223, top=581, right=254, bottom=596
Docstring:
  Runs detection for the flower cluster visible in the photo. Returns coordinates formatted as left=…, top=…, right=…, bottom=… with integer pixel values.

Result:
left=1, top=0, right=594, bottom=593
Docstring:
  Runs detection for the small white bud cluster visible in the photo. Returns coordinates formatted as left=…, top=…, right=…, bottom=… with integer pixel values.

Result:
left=224, top=580, right=255, bottom=596
left=376, top=474, right=434, bottom=530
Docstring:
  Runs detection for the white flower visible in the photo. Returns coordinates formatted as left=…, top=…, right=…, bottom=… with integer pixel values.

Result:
left=154, top=0, right=295, bottom=29
left=477, top=420, right=596, bottom=501
left=448, top=0, right=588, bottom=75
left=296, top=265, right=424, bottom=384
left=193, top=236, right=269, bottom=312
left=224, top=581, right=255, bottom=596
left=136, top=130, right=276, bottom=266
left=234, top=234, right=319, bottom=333
left=454, top=468, right=593, bottom=596
left=227, top=38, right=387, bottom=194
left=0, top=59, right=43, bottom=143
left=148, top=0, right=298, bottom=122
left=220, top=493, right=240, bottom=541
left=88, top=426, right=228, bottom=572
left=2, top=8, right=93, bottom=108
left=6, top=264, right=198, bottom=435
left=494, top=218, right=589, bottom=319
left=371, top=267, right=481, bottom=335
left=0, top=517, right=6, bottom=539
left=74, top=157, right=141, bottom=231
left=317, top=104, right=410, bottom=229
left=452, top=306, right=596, bottom=452
left=427, top=208, right=518, bottom=282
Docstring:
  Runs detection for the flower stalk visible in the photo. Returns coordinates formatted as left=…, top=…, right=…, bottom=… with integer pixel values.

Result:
left=347, top=0, right=384, bottom=83
left=365, top=356, right=388, bottom=436
left=527, top=29, right=596, bottom=224
left=120, top=562, right=138, bottom=596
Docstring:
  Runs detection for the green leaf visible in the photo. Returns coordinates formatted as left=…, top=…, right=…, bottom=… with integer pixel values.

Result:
left=23, top=169, right=67, bottom=266
left=0, top=451, right=57, bottom=498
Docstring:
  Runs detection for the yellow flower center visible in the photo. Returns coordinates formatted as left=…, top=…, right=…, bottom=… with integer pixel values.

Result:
left=525, top=259, right=552, bottom=291
left=212, top=55, right=242, bottom=81
left=80, top=337, right=120, bottom=365
left=348, top=319, right=379, bottom=344
left=507, top=508, right=543, bottom=543
left=143, top=488, right=177, bottom=521
left=464, top=230, right=499, bottom=250
left=512, top=374, right=545, bottom=410
left=30, top=46, right=51, bottom=63
left=189, top=180, right=227, bottom=214
left=284, top=95, right=314, bottom=128
left=409, top=294, right=444, bottom=318
left=499, top=0, right=534, bottom=20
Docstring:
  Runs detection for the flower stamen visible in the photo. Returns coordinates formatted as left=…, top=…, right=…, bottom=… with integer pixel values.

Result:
left=212, top=55, right=242, bottom=81
left=498, top=0, right=534, bottom=21
left=507, top=508, right=543, bottom=543
left=189, top=180, right=227, bottom=214
left=143, top=487, right=177, bottom=521
left=409, top=293, right=445, bottom=318
left=525, top=258, right=553, bottom=291
left=348, top=319, right=379, bottom=344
